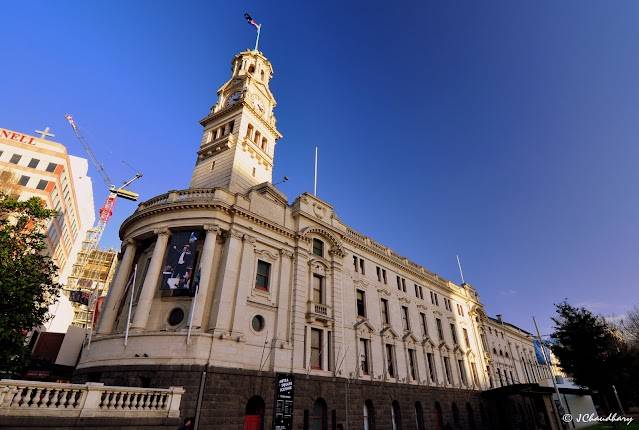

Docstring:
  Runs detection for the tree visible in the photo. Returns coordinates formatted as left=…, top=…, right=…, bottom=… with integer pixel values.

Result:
left=619, top=305, right=639, bottom=346
left=0, top=192, right=60, bottom=374
left=550, top=301, right=638, bottom=410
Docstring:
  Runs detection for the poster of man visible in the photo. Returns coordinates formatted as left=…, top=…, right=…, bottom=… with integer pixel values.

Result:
left=161, top=231, right=201, bottom=291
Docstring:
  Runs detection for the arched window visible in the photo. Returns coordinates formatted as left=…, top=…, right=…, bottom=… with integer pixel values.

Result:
left=261, top=137, right=268, bottom=152
left=312, top=238, right=324, bottom=257
left=414, top=402, right=425, bottom=430
left=260, top=70, right=265, bottom=81
left=391, top=401, right=402, bottom=430
left=248, top=64, right=255, bottom=73
left=452, top=402, right=460, bottom=429
left=434, top=402, right=443, bottom=430
left=246, top=124, right=254, bottom=139
left=466, top=403, right=477, bottom=430
left=244, top=395, right=265, bottom=430
left=255, top=131, right=261, bottom=145
left=363, top=400, right=375, bottom=430
left=310, top=398, right=327, bottom=430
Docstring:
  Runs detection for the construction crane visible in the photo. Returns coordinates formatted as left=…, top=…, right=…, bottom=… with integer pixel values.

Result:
left=63, top=114, right=143, bottom=336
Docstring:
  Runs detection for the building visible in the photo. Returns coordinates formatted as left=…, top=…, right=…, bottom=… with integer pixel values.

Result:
left=76, top=49, right=563, bottom=430
left=0, top=128, right=95, bottom=285
left=65, top=247, right=118, bottom=328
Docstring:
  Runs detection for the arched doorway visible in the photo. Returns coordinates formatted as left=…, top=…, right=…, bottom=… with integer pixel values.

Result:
left=391, top=401, right=402, bottom=430
left=310, top=398, right=328, bottom=430
left=244, top=395, right=265, bottom=430
left=434, top=402, right=443, bottom=430
left=451, top=402, right=460, bottom=429
left=415, top=401, right=425, bottom=430
left=363, top=400, right=376, bottom=430
left=466, top=403, right=476, bottom=430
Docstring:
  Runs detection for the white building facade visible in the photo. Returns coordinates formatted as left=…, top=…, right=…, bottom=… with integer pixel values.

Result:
left=76, top=50, right=563, bottom=430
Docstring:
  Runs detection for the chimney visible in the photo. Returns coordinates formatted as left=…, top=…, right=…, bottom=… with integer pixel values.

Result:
left=496, top=314, right=503, bottom=323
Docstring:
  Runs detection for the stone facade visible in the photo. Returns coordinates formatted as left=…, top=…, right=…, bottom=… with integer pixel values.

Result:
left=74, top=49, right=560, bottom=430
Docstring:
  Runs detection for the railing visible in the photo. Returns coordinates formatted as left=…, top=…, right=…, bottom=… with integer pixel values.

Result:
left=0, top=380, right=183, bottom=418
left=307, top=301, right=331, bottom=321
left=137, top=188, right=221, bottom=211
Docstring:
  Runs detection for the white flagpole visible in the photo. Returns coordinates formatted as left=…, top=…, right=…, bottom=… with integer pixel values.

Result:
left=124, top=265, right=138, bottom=347
left=456, top=255, right=465, bottom=284
left=313, top=147, right=318, bottom=196
left=254, top=24, right=261, bottom=51
left=187, top=274, right=200, bottom=345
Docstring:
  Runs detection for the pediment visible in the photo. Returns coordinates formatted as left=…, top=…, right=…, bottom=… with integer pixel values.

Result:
left=438, top=342, right=450, bottom=352
left=402, top=331, right=419, bottom=344
left=417, top=304, right=428, bottom=311
left=250, top=182, right=288, bottom=207
left=398, top=297, right=411, bottom=305
left=422, top=337, right=435, bottom=348
left=380, top=325, right=399, bottom=340
left=353, top=279, right=369, bottom=289
left=377, top=287, right=391, bottom=297
left=354, top=318, right=376, bottom=335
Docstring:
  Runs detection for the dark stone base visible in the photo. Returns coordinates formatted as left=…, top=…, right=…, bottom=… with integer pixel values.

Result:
left=73, top=365, right=497, bottom=430
left=0, top=416, right=180, bottom=430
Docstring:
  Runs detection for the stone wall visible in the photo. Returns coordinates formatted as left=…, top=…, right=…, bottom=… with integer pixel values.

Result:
left=0, top=416, right=180, bottom=430
left=74, top=365, right=492, bottom=430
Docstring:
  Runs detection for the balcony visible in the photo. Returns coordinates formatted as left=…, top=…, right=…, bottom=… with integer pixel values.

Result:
left=306, top=301, right=333, bottom=324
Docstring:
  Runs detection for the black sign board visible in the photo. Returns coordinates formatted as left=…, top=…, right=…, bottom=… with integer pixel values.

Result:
left=273, top=373, right=294, bottom=430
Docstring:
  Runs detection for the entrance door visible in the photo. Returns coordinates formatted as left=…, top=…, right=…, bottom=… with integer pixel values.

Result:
left=244, top=415, right=262, bottom=430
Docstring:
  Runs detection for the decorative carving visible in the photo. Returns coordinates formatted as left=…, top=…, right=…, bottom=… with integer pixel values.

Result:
left=280, top=249, right=294, bottom=259
left=203, top=224, right=221, bottom=234
left=298, top=227, right=346, bottom=258
left=377, top=287, right=391, bottom=297
left=398, top=297, right=411, bottom=305
left=353, top=279, right=369, bottom=289
left=153, top=228, right=170, bottom=236
left=124, top=238, right=137, bottom=247
left=243, top=234, right=257, bottom=245
left=228, top=229, right=245, bottom=240
left=255, top=248, right=279, bottom=260
left=312, top=202, right=327, bottom=219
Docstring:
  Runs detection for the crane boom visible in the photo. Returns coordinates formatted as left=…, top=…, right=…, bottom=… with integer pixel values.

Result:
left=65, top=114, right=113, bottom=188
left=63, top=114, right=142, bottom=337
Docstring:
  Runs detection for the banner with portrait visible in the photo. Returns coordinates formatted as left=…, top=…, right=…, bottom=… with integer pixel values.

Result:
left=160, top=230, right=203, bottom=293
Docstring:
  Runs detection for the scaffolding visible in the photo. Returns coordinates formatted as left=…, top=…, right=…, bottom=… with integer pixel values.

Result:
left=63, top=228, right=118, bottom=329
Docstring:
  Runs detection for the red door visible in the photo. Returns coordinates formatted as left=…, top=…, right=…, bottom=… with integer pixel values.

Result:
left=244, top=415, right=261, bottom=430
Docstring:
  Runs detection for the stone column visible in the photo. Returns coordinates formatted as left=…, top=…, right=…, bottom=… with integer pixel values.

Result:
left=97, top=239, right=137, bottom=334
left=274, top=249, right=294, bottom=342
left=230, top=234, right=256, bottom=333
left=130, top=229, right=170, bottom=331
left=209, top=229, right=243, bottom=334
left=189, top=224, right=220, bottom=329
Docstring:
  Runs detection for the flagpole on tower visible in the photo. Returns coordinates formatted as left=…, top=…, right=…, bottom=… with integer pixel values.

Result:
left=314, top=146, right=318, bottom=196
left=254, top=24, right=261, bottom=51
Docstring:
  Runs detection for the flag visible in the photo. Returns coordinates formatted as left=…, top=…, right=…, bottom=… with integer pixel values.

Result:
left=244, top=13, right=260, bottom=29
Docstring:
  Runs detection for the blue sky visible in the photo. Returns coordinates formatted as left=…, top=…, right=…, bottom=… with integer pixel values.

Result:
left=2, top=0, right=638, bottom=334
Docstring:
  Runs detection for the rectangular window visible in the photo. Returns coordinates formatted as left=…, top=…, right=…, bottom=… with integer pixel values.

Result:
left=312, top=274, right=324, bottom=303
left=450, top=323, right=458, bottom=345
left=427, top=353, right=437, bottom=383
left=312, top=238, right=324, bottom=257
left=382, top=269, right=387, bottom=284
left=436, top=318, right=444, bottom=341
left=27, top=158, right=40, bottom=168
left=18, top=175, right=30, bottom=186
left=471, top=362, right=480, bottom=386
left=401, top=278, right=406, bottom=292
left=443, top=356, right=452, bottom=384
left=255, top=259, right=271, bottom=291
left=420, top=312, right=428, bottom=337
left=463, top=328, right=470, bottom=348
left=356, top=289, right=366, bottom=317
left=310, top=328, right=323, bottom=369
left=45, top=162, right=57, bottom=172
left=401, top=306, right=410, bottom=331
left=353, top=256, right=358, bottom=272
left=359, top=258, right=365, bottom=274
left=385, top=344, right=395, bottom=377
left=396, top=276, right=401, bottom=290
left=9, top=154, right=22, bottom=164
left=380, top=298, right=390, bottom=324
left=408, top=349, right=418, bottom=380
left=359, top=338, right=370, bottom=374
left=458, top=359, right=467, bottom=385
left=376, top=266, right=381, bottom=282
left=430, top=291, right=439, bottom=306
left=36, top=179, right=48, bottom=190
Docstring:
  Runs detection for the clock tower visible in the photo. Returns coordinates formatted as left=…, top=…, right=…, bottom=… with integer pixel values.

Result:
left=190, top=50, right=282, bottom=193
